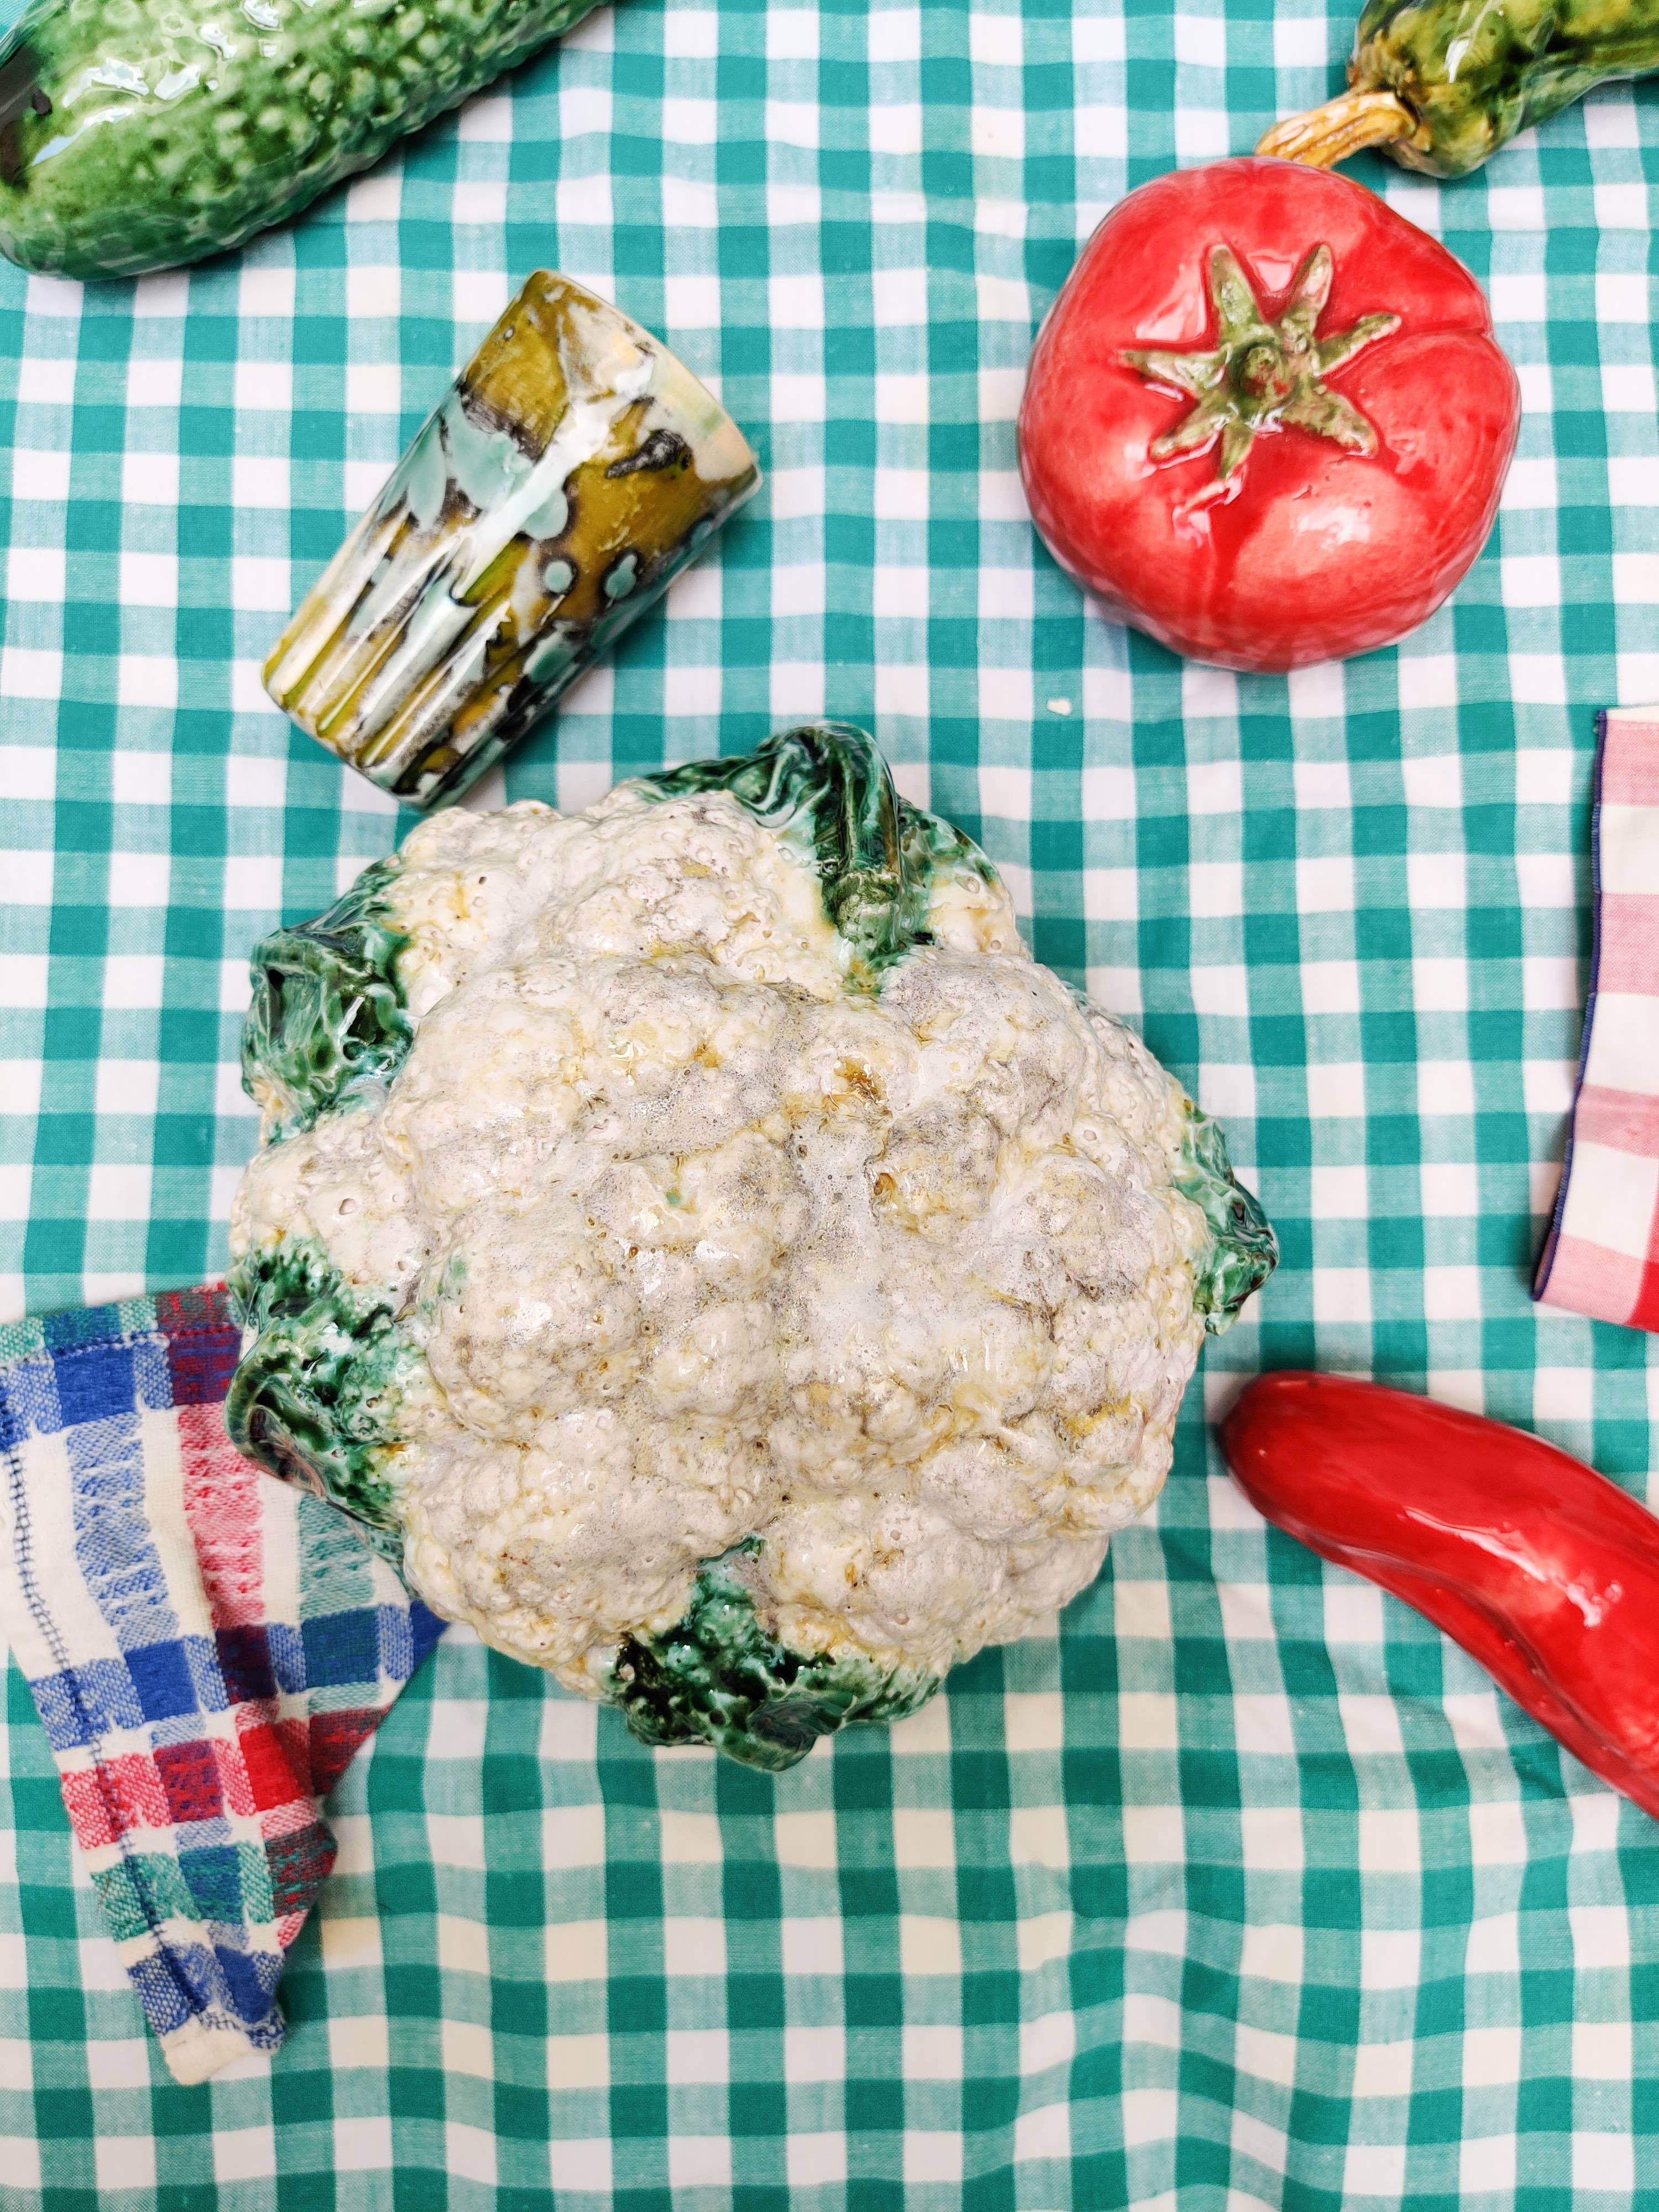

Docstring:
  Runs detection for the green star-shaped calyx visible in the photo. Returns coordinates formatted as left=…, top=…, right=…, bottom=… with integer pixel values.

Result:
left=1123, top=243, right=1400, bottom=483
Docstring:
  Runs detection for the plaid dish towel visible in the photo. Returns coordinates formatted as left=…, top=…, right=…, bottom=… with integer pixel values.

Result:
left=0, top=1285, right=443, bottom=2085
left=1536, top=706, right=1659, bottom=1329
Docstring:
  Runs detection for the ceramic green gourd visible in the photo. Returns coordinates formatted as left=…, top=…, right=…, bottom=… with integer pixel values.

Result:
left=0, top=0, right=611, bottom=278
left=1259, top=0, right=1659, bottom=177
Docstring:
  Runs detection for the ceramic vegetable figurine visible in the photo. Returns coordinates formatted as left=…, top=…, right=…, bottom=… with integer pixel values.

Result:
left=1258, top=0, right=1659, bottom=176
left=0, top=0, right=615, bottom=278
left=1018, top=157, right=1519, bottom=672
left=265, top=272, right=759, bottom=812
left=1225, top=1373, right=1659, bottom=1824
left=228, top=724, right=1276, bottom=1769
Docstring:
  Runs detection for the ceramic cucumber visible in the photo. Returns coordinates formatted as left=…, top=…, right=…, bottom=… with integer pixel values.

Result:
left=0, top=0, right=609, bottom=279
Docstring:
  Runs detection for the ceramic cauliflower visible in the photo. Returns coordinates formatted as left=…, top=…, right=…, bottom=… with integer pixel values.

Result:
left=228, top=726, right=1275, bottom=1767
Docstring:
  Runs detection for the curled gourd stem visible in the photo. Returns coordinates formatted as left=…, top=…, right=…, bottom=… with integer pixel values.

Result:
left=1256, top=88, right=1421, bottom=170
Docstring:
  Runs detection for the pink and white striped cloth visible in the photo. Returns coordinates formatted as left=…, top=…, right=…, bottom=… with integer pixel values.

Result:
left=1536, top=708, right=1659, bottom=1331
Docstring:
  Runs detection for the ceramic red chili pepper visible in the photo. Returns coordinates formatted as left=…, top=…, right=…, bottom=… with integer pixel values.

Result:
left=1223, top=1372, right=1659, bottom=1822
left=1018, top=157, right=1520, bottom=672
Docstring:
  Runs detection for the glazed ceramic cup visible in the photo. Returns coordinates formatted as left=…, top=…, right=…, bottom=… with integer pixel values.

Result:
left=264, top=271, right=760, bottom=810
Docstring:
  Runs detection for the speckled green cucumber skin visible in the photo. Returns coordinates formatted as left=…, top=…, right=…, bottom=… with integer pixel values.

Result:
left=0, top=0, right=606, bottom=279
left=1355, top=0, right=1659, bottom=176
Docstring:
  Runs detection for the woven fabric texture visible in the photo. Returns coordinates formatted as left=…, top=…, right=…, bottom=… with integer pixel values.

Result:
left=1, top=0, right=1658, bottom=2201
left=1536, top=708, right=1659, bottom=1332
left=0, top=1286, right=441, bottom=2085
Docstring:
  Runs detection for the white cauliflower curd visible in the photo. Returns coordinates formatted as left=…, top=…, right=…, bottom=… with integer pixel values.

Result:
left=227, top=725, right=1274, bottom=1767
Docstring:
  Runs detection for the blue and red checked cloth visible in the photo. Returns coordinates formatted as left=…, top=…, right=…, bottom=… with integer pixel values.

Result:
left=1537, top=708, right=1659, bottom=1332
left=0, top=1286, right=442, bottom=2083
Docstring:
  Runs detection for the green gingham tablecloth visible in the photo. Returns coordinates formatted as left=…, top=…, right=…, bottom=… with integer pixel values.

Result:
left=2, top=0, right=1658, bottom=2202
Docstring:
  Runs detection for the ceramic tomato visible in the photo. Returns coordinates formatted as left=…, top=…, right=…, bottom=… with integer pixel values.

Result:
left=1018, top=157, right=1519, bottom=672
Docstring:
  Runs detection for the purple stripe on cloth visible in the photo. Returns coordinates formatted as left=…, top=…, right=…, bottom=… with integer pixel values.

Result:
left=70, top=1412, right=185, bottom=1655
